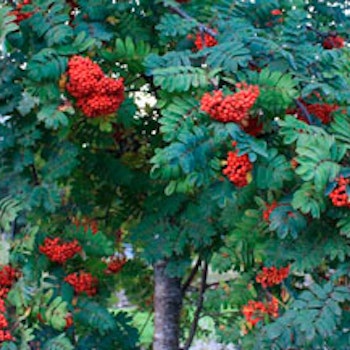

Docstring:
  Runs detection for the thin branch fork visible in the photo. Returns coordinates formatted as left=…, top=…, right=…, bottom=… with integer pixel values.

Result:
left=183, top=261, right=208, bottom=350
left=181, top=257, right=201, bottom=295
left=294, top=98, right=313, bottom=124
left=167, top=5, right=218, bottom=38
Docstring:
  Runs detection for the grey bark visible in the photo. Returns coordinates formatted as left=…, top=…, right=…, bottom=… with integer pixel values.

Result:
left=153, top=260, right=182, bottom=350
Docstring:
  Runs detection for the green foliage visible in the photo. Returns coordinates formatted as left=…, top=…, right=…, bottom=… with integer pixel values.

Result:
left=75, top=300, right=116, bottom=335
left=199, top=42, right=251, bottom=73
left=292, top=183, right=326, bottom=219
left=259, top=282, right=350, bottom=349
left=153, top=66, right=212, bottom=92
left=0, top=196, right=21, bottom=232
left=255, top=148, right=293, bottom=190
left=158, top=96, right=199, bottom=142
left=269, top=204, right=307, bottom=239
left=2, top=0, right=350, bottom=348
left=0, top=6, right=18, bottom=42
left=43, top=335, right=74, bottom=350
left=156, top=13, right=196, bottom=39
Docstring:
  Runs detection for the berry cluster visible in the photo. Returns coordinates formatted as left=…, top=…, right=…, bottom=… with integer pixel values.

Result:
left=0, top=314, right=8, bottom=330
left=222, top=144, right=253, bottom=187
left=39, top=238, right=82, bottom=264
left=242, top=297, right=279, bottom=327
left=263, top=201, right=278, bottom=222
left=288, top=99, right=339, bottom=125
left=9, top=0, right=33, bottom=24
left=0, top=330, right=13, bottom=344
left=66, top=56, right=125, bottom=118
left=72, top=217, right=99, bottom=235
left=200, top=83, right=260, bottom=124
left=256, top=266, right=290, bottom=288
left=305, top=103, right=339, bottom=124
left=105, top=256, right=127, bottom=275
left=0, top=306, right=12, bottom=344
left=298, top=103, right=338, bottom=124
left=0, top=266, right=18, bottom=344
left=194, top=31, right=218, bottom=50
left=65, top=271, right=98, bottom=296
left=0, top=265, right=18, bottom=299
left=323, top=35, right=345, bottom=50
left=329, top=177, right=350, bottom=208
left=0, top=301, right=12, bottom=343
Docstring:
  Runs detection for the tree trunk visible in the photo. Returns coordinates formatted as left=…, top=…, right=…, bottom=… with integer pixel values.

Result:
left=153, top=260, right=182, bottom=350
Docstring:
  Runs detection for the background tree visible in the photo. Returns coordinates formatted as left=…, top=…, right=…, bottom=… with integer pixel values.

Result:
left=1, top=1, right=350, bottom=350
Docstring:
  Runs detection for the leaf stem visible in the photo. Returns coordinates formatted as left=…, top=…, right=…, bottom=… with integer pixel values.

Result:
left=167, top=5, right=218, bottom=37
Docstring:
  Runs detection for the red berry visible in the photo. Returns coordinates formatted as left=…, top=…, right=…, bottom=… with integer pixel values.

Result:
left=242, top=297, right=279, bottom=328
left=200, top=83, right=260, bottom=124
left=256, top=265, right=290, bottom=288
left=66, top=56, right=125, bottom=118
left=65, top=271, right=98, bottom=296
left=323, top=35, right=345, bottom=50
left=222, top=145, right=253, bottom=188
left=329, top=177, right=350, bottom=208
left=105, top=256, right=127, bottom=275
left=271, top=9, right=283, bottom=16
left=39, top=238, right=82, bottom=264
left=194, top=31, right=218, bottom=50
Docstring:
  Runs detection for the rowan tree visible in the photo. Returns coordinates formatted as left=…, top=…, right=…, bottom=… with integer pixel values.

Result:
left=0, top=1, right=350, bottom=350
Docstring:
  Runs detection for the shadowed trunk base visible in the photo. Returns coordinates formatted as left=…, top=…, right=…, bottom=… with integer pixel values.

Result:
left=153, top=260, right=182, bottom=350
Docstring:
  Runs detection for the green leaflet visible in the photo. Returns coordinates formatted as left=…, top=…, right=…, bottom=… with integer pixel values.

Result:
left=159, top=96, right=200, bottom=142
left=255, top=148, right=293, bottom=190
left=41, top=142, right=79, bottom=181
left=43, top=335, right=74, bottom=350
left=261, top=282, right=350, bottom=349
left=0, top=6, right=18, bottom=42
left=0, top=196, right=21, bottom=232
left=153, top=66, right=211, bottom=92
left=75, top=300, right=117, bottom=335
left=269, top=204, right=307, bottom=239
left=331, top=111, right=350, bottom=149
left=200, top=41, right=252, bottom=73
left=292, top=182, right=326, bottom=219
left=27, top=49, right=68, bottom=82
left=28, top=3, right=73, bottom=46
left=156, top=13, right=197, bottom=38
left=241, top=68, right=299, bottom=114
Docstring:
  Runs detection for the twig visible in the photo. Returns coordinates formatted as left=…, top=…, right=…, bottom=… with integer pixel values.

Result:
left=139, top=309, right=153, bottom=337
left=11, top=217, right=17, bottom=240
left=167, top=5, right=218, bottom=37
left=305, top=24, right=326, bottom=38
left=30, top=164, right=40, bottom=186
left=181, top=257, right=201, bottom=295
left=294, top=98, right=313, bottom=124
left=183, top=261, right=208, bottom=350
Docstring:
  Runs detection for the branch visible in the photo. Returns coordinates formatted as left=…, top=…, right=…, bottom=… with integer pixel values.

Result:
left=183, top=261, right=208, bottom=350
left=181, top=257, right=201, bottom=295
left=294, top=98, right=313, bottom=125
left=30, top=164, right=40, bottom=186
left=305, top=24, right=325, bottom=38
left=167, top=5, right=217, bottom=37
